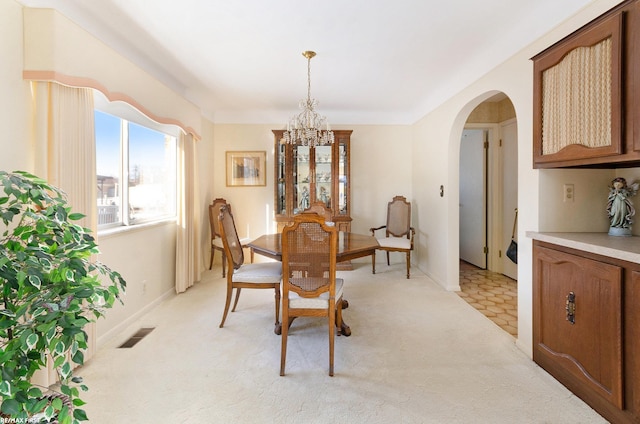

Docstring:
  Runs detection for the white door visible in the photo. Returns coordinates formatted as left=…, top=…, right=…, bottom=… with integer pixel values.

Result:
left=501, top=120, right=518, bottom=280
left=459, top=129, right=486, bottom=268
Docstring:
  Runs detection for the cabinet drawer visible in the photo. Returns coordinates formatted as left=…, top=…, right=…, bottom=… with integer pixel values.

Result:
left=533, top=245, right=623, bottom=408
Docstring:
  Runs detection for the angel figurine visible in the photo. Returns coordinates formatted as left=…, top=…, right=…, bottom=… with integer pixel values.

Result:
left=607, top=177, right=639, bottom=236
left=299, top=186, right=310, bottom=210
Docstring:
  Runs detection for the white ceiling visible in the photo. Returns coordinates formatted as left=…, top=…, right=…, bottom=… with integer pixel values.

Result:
left=18, top=0, right=596, bottom=125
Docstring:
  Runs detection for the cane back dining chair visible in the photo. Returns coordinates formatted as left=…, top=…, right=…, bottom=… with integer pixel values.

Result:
left=218, top=205, right=282, bottom=333
left=208, top=198, right=229, bottom=276
left=280, top=212, right=344, bottom=376
left=370, top=195, right=416, bottom=279
left=209, top=198, right=252, bottom=277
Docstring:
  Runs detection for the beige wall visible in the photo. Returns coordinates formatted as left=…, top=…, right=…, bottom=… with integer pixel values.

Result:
left=466, top=98, right=516, bottom=124
left=1, top=0, right=32, bottom=172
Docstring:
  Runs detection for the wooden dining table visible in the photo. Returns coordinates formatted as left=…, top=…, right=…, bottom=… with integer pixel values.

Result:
left=247, top=231, right=379, bottom=336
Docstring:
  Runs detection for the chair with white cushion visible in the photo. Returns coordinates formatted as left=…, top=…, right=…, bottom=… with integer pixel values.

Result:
left=280, top=212, right=344, bottom=376
left=370, top=195, right=415, bottom=279
left=209, top=198, right=252, bottom=277
left=208, top=198, right=229, bottom=276
left=218, top=205, right=282, bottom=334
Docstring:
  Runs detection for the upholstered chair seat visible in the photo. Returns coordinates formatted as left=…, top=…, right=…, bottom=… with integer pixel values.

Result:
left=288, top=278, right=344, bottom=309
left=376, top=236, right=411, bottom=250
left=232, top=262, right=282, bottom=283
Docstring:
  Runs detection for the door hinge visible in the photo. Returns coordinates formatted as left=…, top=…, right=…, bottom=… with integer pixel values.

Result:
left=483, top=141, right=489, bottom=149
left=483, top=246, right=488, bottom=254
left=499, top=138, right=503, bottom=147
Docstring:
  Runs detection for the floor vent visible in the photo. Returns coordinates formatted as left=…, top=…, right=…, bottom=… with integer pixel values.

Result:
left=118, top=327, right=155, bottom=348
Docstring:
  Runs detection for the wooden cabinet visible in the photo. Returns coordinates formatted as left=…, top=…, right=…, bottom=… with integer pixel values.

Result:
left=273, top=130, right=352, bottom=232
left=533, top=240, right=640, bottom=423
left=532, top=0, right=640, bottom=168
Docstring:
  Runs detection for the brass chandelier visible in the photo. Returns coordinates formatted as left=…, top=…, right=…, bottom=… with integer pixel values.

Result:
left=283, top=51, right=334, bottom=146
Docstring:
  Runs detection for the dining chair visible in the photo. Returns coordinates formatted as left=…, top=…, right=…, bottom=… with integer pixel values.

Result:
left=209, top=198, right=252, bottom=277
left=370, top=195, right=416, bottom=279
left=280, top=212, right=344, bottom=376
left=208, top=198, right=229, bottom=276
left=218, top=205, right=282, bottom=333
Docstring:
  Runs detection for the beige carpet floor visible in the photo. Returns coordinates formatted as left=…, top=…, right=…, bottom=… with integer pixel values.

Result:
left=77, top=261, right=606, bottom=423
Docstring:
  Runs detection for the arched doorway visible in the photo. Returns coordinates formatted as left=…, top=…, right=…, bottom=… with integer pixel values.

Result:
left=457, top=92, right=518, bottom=336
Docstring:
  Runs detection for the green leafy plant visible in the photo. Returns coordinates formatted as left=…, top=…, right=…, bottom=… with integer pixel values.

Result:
left=0, top=171, right=126, bottom=423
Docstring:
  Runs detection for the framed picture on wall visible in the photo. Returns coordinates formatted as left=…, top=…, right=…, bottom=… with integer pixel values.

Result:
left=226, top=151, right=266, bottom=187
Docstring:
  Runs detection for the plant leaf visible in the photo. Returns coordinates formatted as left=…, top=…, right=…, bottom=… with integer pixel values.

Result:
left=0, top=398, right=21, bottom=415
left=74, top=407, right=89, bottom=421
left=26, top=333, right=39, bottom=350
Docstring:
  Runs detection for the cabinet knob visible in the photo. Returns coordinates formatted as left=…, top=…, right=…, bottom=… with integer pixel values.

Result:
left=565, top=291, right=576, bottom=324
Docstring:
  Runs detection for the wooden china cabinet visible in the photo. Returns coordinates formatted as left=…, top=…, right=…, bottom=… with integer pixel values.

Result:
left=272, top=129, right=352, bottom=232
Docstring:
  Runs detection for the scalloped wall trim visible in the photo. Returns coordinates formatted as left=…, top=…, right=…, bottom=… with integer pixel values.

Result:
left=23, top=70, right=201, bottom=140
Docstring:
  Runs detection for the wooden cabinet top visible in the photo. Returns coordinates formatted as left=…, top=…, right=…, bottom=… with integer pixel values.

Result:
left=527, top=231, right=640, bottom=264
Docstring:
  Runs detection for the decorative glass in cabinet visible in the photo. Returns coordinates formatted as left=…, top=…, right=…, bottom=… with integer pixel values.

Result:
left=294, top=145, right=310, bottom=214
left=315, top=145, right=332, bottom=208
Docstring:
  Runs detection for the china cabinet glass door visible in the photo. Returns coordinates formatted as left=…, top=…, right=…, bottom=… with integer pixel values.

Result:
left=315, top=145, right=332, bottom=209
left=272, top=129, right=351, bottom=232
left=294, top=145, right=310, bottom=214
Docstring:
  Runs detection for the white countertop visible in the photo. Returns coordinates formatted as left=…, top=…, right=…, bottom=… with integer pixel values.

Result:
left=526, top=231, right=640, bottom=264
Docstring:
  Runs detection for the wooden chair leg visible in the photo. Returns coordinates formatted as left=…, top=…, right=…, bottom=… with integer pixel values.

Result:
left=231, top=287, right=241, bottom=312
left=209, top=247, right=214, bottom=270
left=274, top=286, right=281, bottom=335
left=221, top=251, right=226, bottom=278
left=219, top=282, right=233, bottom=328
left=336, top=298, right=344, bottom=336
left=386, top=251, right=390, bottom=266
left=406, top=251, right=411, bottom=279
left=280, top=305, right=288, bottom=376
left=328, top=303, right=335, bottom=377
left=371, top=251, right=376, bottom=274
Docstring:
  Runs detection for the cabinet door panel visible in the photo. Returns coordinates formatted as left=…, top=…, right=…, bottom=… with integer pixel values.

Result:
left=534, top=245, right=623, bottom=408
left=628, top=271, right=640, bottom=416
left=532, top=10, right=623, bottom=167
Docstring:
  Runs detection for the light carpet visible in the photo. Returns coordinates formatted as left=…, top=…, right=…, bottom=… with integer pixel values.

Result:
left=78, top=262, right=606, bottom=423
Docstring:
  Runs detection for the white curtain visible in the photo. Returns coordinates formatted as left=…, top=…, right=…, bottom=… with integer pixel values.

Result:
left=30, top=81, right=97, bottom=385
left=175, top=131, right=202, bottom=293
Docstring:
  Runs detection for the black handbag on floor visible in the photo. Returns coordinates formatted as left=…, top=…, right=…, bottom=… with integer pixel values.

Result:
left=506, top=208, right=518, bottom=264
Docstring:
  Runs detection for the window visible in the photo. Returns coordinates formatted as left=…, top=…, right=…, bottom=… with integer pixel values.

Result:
left=95, top=109, right=177, bottom=228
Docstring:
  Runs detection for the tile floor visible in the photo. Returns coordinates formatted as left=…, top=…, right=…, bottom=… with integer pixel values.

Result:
left=457, top=260, right=518, bottom=337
